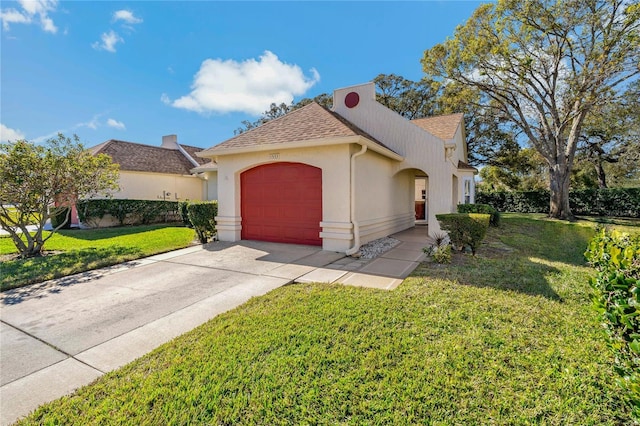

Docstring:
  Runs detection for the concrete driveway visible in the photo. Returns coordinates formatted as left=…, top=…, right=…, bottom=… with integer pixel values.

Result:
left=0, top=240, right=345, bottom=425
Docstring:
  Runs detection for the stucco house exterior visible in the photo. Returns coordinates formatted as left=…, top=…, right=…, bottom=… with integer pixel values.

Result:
left=90, top=135, right=217, bottom=202
left=197, top=82, right=477, bottom=254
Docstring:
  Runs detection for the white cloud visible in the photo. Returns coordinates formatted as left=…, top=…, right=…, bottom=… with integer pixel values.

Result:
left=160, top=93, right=171, bottom=105
left=107, top=118, right=126, bottom=130
left=92, top=30, right=123, bottom=53
left=0, top=0, right=58, bottom=33
left=75, top=114, right=101, bottom=130
left=112, top=9, right=142, bottom=24
left=167, top=51, right=320, bottom=115
left=0, top=124, right=26, bottom=142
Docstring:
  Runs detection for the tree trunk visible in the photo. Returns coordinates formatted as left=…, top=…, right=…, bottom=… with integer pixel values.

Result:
left=549, top=165, right=574, bottom=220
left=596, top=161, right=608, bottom=189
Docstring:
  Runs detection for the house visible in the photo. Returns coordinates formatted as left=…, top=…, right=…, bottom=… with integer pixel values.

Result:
left=197, top=82, right=477, bottom=254
left=90, top=135, right=217, bottom=202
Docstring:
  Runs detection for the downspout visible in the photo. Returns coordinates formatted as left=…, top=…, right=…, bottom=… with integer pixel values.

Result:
left=346, top=144, right=368, bottom=256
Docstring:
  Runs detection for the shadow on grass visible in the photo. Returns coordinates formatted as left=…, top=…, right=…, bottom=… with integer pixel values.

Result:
left=492, top=217, right=595, bottom=266
left=57, top=224, right=182, bottom=241
left=1, top=246, right=142, bottom=303
left=414, top=254, right=563, bottom=301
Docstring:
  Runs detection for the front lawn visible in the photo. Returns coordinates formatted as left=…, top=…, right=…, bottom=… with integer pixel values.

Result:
left=1, top=225, right=196, bottom=291
left=16, top=215, right=637, bottom=424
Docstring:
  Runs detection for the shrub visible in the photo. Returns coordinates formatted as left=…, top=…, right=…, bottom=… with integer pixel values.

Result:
left=76, top=199, right=179, bottom=227
left=50, top=206, right=71, bottom=229
left=436, top=213, right=490, bottom=255
left=457, top=203, right=500, bottom=227
left=179, top=201, right=192, bottom=227
left=186, top=201, right=218, bottom=243
left=585, top=228, right=640, bottom=421
left=423, top=232, right=452, bottom=264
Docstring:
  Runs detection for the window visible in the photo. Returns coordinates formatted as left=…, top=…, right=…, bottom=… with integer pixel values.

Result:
left=464, top=179, right=473, bottom=204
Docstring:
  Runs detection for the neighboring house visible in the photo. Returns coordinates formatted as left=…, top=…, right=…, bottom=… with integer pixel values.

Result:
left=90, top=134, right=217, bottom=202
left=72, top=135, right=217, bottom=227
left=197, top=82, right=477, bottom=253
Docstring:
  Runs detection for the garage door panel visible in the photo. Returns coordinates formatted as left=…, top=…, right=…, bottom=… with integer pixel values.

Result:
left=241, top=162, right=322, bottom=246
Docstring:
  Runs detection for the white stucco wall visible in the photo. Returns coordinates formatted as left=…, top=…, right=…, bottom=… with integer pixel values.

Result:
left=333, top=82, right=462, bottom=235
left=353, top=148, right=413, bottom=244
left=116, top=171, right=204, bottom=201
left=202, top=171, right=218, bottom=201
left=214, top=144, right=353, bottom=251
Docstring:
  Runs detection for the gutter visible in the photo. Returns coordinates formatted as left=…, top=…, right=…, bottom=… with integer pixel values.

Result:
left=345, top=144, right=368, bottom=256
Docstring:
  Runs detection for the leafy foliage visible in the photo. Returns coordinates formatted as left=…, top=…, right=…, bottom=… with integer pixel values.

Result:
left=457, top=203, right=500, bottom=227
left=436, top=213, right=490, bottom=255
left=477, top=188, right=640, bottom=218
left=422, top=0, right=640, bottom=219
left=585, top=228, right=640, bottom=420
left=178, top=201, right=192, bottom=227
left=0, top=134, right=119, bottom=257
left=50, top=207, right=72, bottom=230
left=76, top=199, right=179, bottom=227
left=186, top=201, right=218, bottom=243
left=422, top=232, right=452, bottom=263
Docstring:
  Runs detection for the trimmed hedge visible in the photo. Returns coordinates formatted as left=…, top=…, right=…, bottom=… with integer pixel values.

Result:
left=186, top=201, right=218, bottom=243
left=76, top=199, right=180, bottom=227
left=457, top=203, right=500, bottom=227
left=476, top=188, right=640, bottom=217
left=178, top=201, right=192, bottom=227
left=436, top=213, right=490, bottom=255
left=585, top=228, right=640, bottom=420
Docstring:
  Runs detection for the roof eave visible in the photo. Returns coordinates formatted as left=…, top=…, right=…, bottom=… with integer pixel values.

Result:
left=198, top=136, right=403, bottom=161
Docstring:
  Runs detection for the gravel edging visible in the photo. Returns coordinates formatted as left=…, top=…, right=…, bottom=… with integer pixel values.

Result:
left=356, top=237, right=401, bottom=259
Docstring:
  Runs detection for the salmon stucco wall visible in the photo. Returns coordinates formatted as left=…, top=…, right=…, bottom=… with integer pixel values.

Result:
left=214, top=143, right=354, bottom=252
left=116, top=171, right=204, bottom=201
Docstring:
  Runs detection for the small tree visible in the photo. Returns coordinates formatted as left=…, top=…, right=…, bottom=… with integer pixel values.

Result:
left=0, top=134, right=119, bottom=257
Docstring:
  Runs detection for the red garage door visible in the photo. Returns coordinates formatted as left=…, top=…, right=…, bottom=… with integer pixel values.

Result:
left=241, top=162, right=322, bottom=246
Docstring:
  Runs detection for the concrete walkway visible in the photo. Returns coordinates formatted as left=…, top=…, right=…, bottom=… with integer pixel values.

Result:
left=0, top=227, right=430, bottom=425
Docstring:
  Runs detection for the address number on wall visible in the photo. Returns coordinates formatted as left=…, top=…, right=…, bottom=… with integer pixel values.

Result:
left=269, top=153, right=280, bottom=160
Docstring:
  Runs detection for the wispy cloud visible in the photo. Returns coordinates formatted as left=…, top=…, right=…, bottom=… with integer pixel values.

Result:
left=107, top=118, right=126, bottom=130
left=0, top=124, right=26, bottom=142
left=92, top=30, right=123, bottom=53
left=112, top=9, right=142, bottom=25
left=166, top=51, right=320, bottom=115
left=0, top=0, right=58, bottom=33
left=75, top=114, right=102, bottom=130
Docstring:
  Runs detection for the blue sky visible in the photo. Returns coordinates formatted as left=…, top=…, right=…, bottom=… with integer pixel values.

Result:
left=1, top=1, right=483, bottom=149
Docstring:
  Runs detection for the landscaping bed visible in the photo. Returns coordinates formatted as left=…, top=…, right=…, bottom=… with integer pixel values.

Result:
left=14, top=214, right=637, bottom=424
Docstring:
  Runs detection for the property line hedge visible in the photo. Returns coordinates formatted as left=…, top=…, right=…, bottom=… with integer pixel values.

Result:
left=585, top=228, right=640, bottom=420
left=76, top=199, right=180, bottom=227
left=436, top=213, right=490, bottom=255
left=476, top=188, right=640, bottom=217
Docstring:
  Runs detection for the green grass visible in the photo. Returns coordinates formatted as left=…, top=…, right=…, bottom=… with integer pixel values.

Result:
left=16, top=215, right=639, bottom=424
left=1, top=225, right=196, bottom=291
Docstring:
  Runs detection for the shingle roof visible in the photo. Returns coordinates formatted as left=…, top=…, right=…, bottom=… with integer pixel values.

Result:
left=411, top=113, right=464, bottom=140
left=457, top=160, right=478, bottom=172
left=204, top=102, right=394, bottom=153
left=91, top=140, right=206, bottom=175
left=181, top=144, right=210, bottom=166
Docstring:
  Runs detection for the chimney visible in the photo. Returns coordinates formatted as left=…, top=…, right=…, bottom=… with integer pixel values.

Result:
left=161, top=134, right=179, bottom=149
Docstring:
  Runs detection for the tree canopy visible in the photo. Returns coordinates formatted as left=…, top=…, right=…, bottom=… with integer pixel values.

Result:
left=422, top=0, right=640, bottom=219
left=0, top=134, right=119, bottom=257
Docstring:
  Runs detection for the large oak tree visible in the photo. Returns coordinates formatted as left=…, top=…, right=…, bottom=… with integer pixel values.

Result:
left=422, top=0, right=639, bottom=219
